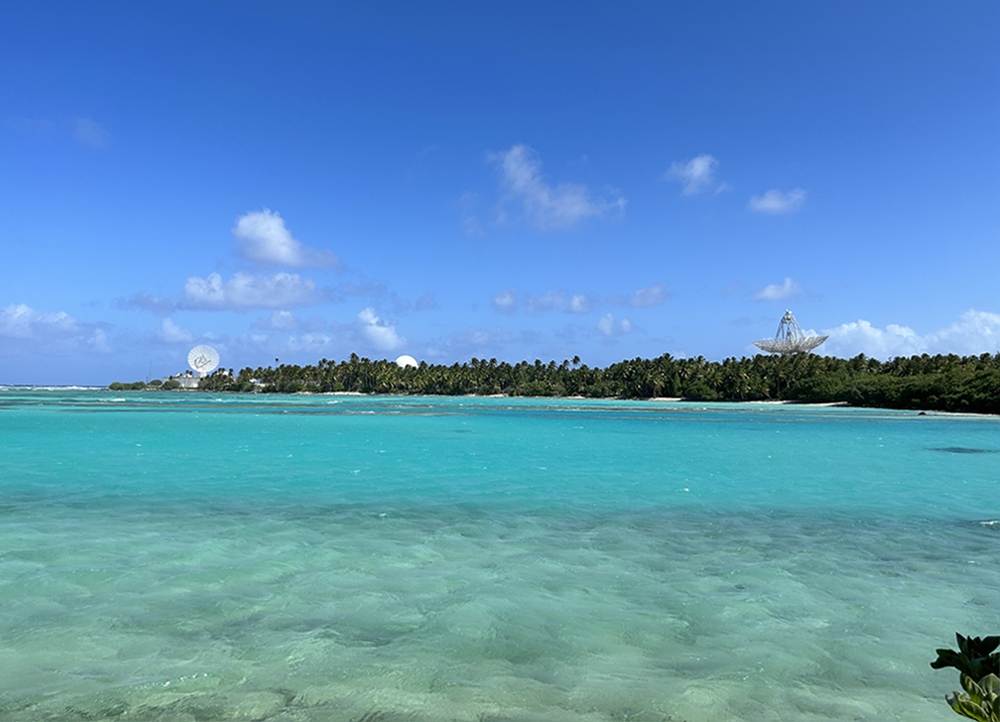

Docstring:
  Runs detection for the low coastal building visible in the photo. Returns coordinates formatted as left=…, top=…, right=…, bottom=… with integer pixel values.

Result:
left=163, top=370, right=201, bottom=389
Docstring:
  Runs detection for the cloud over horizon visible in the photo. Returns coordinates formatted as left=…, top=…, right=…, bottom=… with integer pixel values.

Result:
left=753, top=277, right=802, bottom=301
left=489, top=144, right=626, bottom=229
left=525, top=290, right=597, bottom=315
left=158, top=317, right=192, bottom=343
left=597, top=313, right=633, bottom=337
left=357, top=307, right=404, bottom=351
left=0, top=303, right=110, bottom=354
left=183, top=272, right=320, bottom=311
left=492, top=289, right=518, bottom=314
left=610, top=283, right=669, bottom=308
left=822, top=310, right=1000, bottom=359
left=233, top=209, right=337, bottom=268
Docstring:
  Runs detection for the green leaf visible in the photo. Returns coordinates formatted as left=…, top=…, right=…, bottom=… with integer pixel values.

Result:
left=933, top=635, right=1000, bottom=680
left=946, top=693, right=994, bottom=722
left=963, top=674, right=987, bottom=702
left=981, top=674, right=1000, bottom=698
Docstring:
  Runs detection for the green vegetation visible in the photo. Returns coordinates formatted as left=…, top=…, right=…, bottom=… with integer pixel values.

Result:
left=932, top=635, right=1000, bottom=721
left=107, top=381, right=147, bottom=390
left=183, top=351, right=1000, bottom=415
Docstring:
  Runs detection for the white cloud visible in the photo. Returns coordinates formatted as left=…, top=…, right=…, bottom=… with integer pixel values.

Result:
left=569, top=293, right=594, bottom=314
left=90, top=328, right=111, bottom=353
left=0, top=304, right=78, bottom=338
left=0, top=304, right=109, bottom=354
left=287, top=332, right=338, bottom=353
left=496, top=289, right=598, bottom=315
left=357, top=307, right=404, bottom=352
left=748, top=188, right=806, bottom=214
left=489, top=144, right=625, bottom=229
left=232, top=209, right=337, bottom=268
left=74, top=117, right=109, bottom=147
left=753, top=277, right=802, bottom=301
left=253, top=310, right=299, bottom=331
left=822, top=310, right=1000, bottom=359
left=611, top=283, right=669, bottom=308
left=421, top=327, right=540, bottom=361
left=526, top=290, right=566, bottom=315
left=665, top=154, right=720, bottom=195
left=118, top=291, right=177, bottom=315
left=597, top=313, right=634, bottom=337
left=159, top=317, right=192, bottom=343
left=492, top=288, right=518, bottom=314
left=183, top=272, right=319, bottom=310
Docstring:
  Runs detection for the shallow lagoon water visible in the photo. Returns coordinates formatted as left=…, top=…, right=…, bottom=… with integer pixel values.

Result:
left=0, top=390, right=997, bottom=721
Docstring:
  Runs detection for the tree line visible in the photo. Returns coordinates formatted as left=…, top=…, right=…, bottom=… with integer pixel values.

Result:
left=155, top=351, right=1000, bottom=415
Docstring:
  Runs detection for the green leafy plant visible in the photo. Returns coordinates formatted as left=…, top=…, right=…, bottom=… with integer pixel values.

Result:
left=932, top=634, right=1000, bottom=721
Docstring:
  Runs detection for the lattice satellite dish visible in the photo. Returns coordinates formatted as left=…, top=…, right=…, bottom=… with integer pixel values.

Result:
left=753, top=310, right=828, bottom=355
left=188, top=345, right=220, bottom=376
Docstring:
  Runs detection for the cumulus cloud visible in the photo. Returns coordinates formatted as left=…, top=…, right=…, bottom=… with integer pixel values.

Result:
left=489, top=144, right=625, bottom=229
left=597, top=313, right=634, bottom=337
left=822, top=310, right=1000, bottom=360
left=232, top=209, right=337, bottom=268
left=748, top=188, right=806, bottom=214
left=357, top=307, right=404, bottom=351
left=183, top=272, right=319, bottom=310
left=0, top=303, right=109, bottom=354
left=159, top=317, right=192, bottom=343
left=1, top=304, right=79, bottom=339
left=665, top=154, right=722, bottom=195
left=753, top=277, right=802, bottom=301
left=610, top=283, right=669, bottom=308
left=492, top=288, right=518, bottom=314
left=74, top=117, right=109, bottom=147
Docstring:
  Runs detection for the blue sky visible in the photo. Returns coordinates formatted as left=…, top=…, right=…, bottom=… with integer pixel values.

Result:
left=2, top=1, right=998, bottom=385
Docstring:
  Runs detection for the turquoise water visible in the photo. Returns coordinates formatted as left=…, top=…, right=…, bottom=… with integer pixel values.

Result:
left=0, top=390, right=996, bottom=722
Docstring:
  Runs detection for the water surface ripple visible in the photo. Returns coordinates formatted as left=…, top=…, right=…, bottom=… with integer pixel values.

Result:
left=0, top=390, right=997, bottom=722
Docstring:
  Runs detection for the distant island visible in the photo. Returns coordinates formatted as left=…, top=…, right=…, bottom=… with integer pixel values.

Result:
left=109, top=352, right=1000, bottom=415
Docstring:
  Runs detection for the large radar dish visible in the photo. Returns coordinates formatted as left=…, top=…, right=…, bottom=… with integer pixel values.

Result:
left=188, top=345, right=220, bottom=376
left=753, top=310, right=827, bottom=355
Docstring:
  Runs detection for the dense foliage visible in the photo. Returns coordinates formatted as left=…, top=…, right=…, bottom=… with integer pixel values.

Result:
left=175, top=351, right=1000, bottom=415
left=932, top=635, right=1000, bottom=721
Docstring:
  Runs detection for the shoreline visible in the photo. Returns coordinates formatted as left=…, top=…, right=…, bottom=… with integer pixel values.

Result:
left=7, top=385, right=992, bottom=417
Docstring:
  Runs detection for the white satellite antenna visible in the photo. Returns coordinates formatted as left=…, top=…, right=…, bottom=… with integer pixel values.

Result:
left=188, top=345, right=220, bottom=376
left=753, top=310, right=828, bottom=355
left=395, top=354, right=419, bottom=369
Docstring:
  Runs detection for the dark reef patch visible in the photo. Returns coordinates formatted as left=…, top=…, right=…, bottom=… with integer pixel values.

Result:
left=927, top=447, right=999, bottom=454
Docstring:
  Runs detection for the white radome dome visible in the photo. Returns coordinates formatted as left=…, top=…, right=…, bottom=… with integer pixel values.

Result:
left=395, top=354, right=419, bottom=369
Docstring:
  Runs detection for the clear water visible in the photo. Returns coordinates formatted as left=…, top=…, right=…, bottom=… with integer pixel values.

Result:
left=0, top=390, right=996, bottom=722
